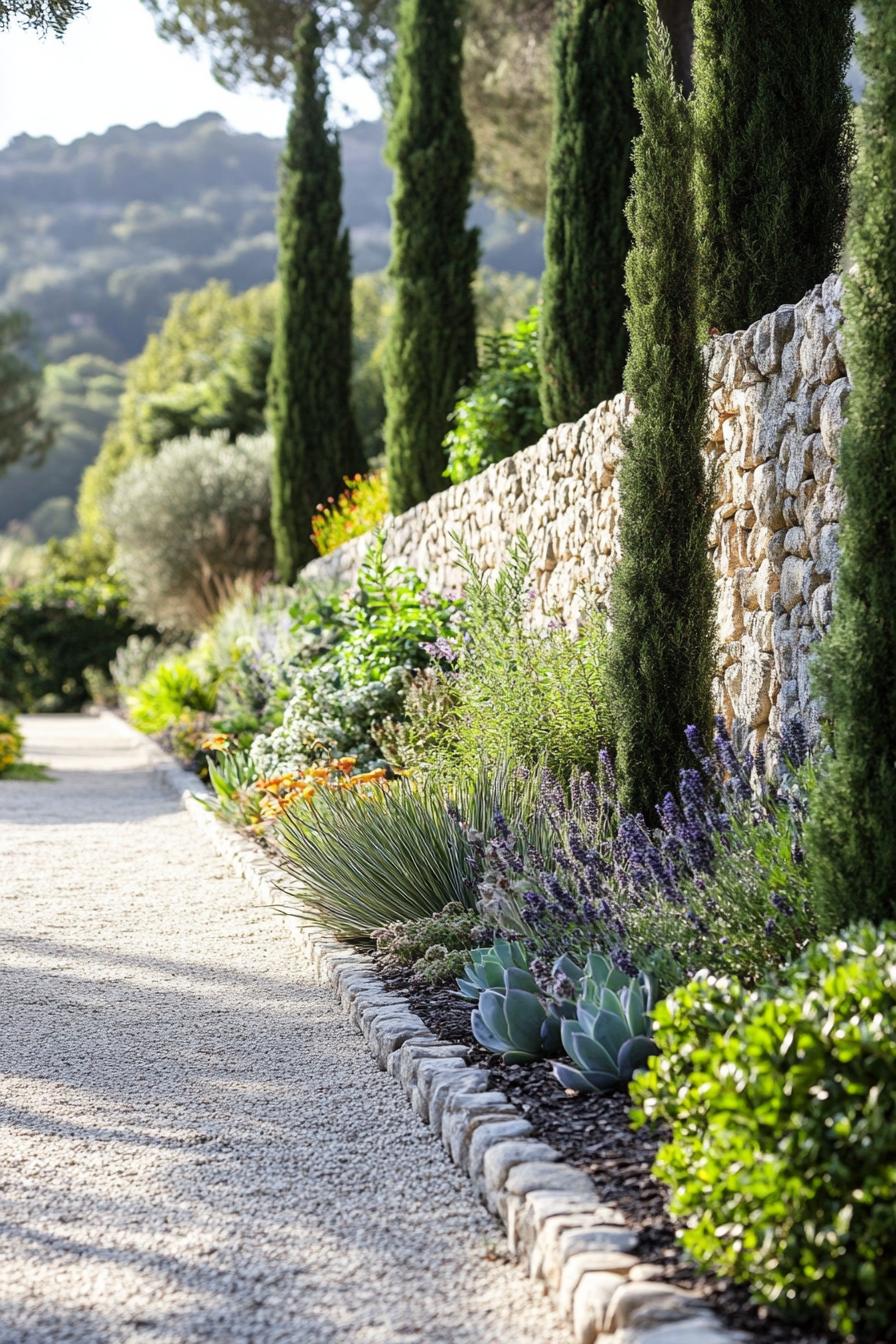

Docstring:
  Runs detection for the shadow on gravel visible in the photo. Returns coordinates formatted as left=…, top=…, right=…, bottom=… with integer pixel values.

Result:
left=2, top=768, right=184, bottom=824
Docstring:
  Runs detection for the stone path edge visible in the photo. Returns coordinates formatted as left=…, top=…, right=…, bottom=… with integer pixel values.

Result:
left=99, top=710, right=747, bottom=1344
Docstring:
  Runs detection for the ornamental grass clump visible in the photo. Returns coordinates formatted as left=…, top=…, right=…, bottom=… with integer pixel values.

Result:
left=631, top=923, right=896, bottom=1340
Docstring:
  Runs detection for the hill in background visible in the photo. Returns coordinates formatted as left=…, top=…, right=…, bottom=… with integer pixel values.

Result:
left=0, top=113, right=544, bottom=366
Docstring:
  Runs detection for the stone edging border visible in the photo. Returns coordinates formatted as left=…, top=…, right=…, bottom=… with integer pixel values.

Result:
left=102, top=711, right=747, bottom=1344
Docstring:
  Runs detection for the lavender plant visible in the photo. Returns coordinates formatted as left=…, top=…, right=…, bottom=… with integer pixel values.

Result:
left=474, top=719, right=819, bottom=991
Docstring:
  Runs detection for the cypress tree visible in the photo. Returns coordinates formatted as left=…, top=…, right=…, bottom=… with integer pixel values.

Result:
left=609, top=1, right=715, bottom=816
left=806, top=1, right=896, bottom=926
left=269, top=7, right=362, bottom=581
left=693, top=0, right=854, bottom=334
left=383, top=0, right=479, bottom=515
left=539, top=0, right=645, bottom=427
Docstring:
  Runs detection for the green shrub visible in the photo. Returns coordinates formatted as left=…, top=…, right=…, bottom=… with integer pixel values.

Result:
left=372, top=667, right=460, bottom=772
left=631, top=924, right=896, bottom=1339
left=374, top=903, right=486, bottom=985
left=107, top=430, right=274, bottom=630
left=432, top=536, right=615, bottom=782
left=443, top=311, right=544, bottom=485
left=0, top=576, right=142, bottom=710
left=128, top=656, right=218, bottom=734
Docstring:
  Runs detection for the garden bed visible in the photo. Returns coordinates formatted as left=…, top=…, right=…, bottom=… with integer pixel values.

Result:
left=379, top=961, right=834, bottom=1344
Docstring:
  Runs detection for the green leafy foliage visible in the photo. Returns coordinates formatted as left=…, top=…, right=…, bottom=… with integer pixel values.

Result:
left=806, top=0, right=896, bottom=928
left=430, top=536, right=615, bottom=783
left=631, top=924, right=896, bottom=1339
left=383, top=0, right=479, bottom=513
left=269, top=10, right=363, bottom=579
left=609, top=4, right=715, bottom=814
left=539, top=0, right=644, bottom=425
left=0, top=575, right=143, bottom=710
left=444, top=311, right=544, bottom=484
left=107, top=430, right=274, bottom=630
left=127, top=657, right=218, bottom=734
left=693, top=0, right=854, bottom=333
left=372, top=666, right=459, bottom=773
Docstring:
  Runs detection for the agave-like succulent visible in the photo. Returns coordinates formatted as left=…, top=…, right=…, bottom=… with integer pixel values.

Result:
left=552, top=976, right=659, bottom=1093
left=457, top=938, right=535, bottom=1000
left=471, top=968, right=562, bottom=1063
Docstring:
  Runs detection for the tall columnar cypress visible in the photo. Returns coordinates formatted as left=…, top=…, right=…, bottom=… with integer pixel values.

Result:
left=806, top=2, right=896, bottom=927
left=269, top=8, right=362, bottom=580
left=383, top=0, right=479, bottom=515
left=539, top=0, right=644, bottom=427
left=609, top=1, right=715, bottom=816
left=692, top=0, right=854, bottom=334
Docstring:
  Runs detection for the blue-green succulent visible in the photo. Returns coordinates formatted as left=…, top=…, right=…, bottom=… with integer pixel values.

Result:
left=471, top=967, right=562, bottom=1063
left=552, top=974, right=659, bottom=1093
left=457, top=938, right=535, bottom=1001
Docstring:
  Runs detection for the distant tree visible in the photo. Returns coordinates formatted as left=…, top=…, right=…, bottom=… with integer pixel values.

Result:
left=0, top=1, right=88, bottom=34
left=77, top=280, right=275, bottom=551
left=141, top=0, right=394, bottom=90
left=807, top=0, right=896, bottom=926
left=539, top=0, right=644, bottom=427
left=269, top=7, right=362, bottom=579
left=693, top=0, right=854, bottom=333
left=0, top=311, right=54, bottom=474
left=383, top=0, right=479, bottom=513
left=609, top=0, right=714, bottom=815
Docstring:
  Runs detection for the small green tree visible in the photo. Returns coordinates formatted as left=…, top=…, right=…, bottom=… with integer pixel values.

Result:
left=539, top=0, right=644, bottom=426
left=383, top=0, right=479, bottom=514
left=609, top=0, right=715, bottom=815
left=0, top=1, right=88, bottom=34
left=807, top=0, right=896, bottom=926
left=693, top=0, right=854, bottom=334
left=269, top=7, right=362, bottom=579
left=0, top=311, right=54, bottom=475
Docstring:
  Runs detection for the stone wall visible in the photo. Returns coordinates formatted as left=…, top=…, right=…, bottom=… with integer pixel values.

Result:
left=304, top=274, right=848, bottom=749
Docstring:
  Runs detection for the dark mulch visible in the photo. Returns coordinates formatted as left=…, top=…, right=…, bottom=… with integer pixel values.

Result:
left=377, top=960, right=836, bottom=1344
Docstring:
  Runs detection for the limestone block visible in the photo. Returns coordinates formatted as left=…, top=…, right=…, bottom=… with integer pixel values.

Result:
left=780, top=556, right=806, bottom=612
left=752, top=460, right=786, bottom=529
left=784, top=526, right=808, bottom=558
left=811, top=582, right=833, bottom=632
left=466, top=1118, right=534, bottom=1180
left=820, top=376, right=850, bottom=456
left=820, top=479, right=844, bottom=524
left=815, top=522, right=840, bottom=578
left=603, top=1280, right=708, bottom=1335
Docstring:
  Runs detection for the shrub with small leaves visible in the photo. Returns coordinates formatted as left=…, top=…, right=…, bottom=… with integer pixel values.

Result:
left=631, top=923, right=896, bottom=1340
left=374, top=903, right=487, bottom=985
left=0, top=708, right=24, bottom=774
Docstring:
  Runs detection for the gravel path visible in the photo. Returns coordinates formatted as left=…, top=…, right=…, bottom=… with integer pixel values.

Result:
left=0, top=715, right=568, bottom=1344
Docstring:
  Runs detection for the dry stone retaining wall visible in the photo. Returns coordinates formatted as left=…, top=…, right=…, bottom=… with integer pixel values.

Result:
left=306, top=273, right=848, bottom=750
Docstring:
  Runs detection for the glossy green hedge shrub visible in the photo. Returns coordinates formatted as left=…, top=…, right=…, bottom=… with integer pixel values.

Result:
left=0, top=577, right=143, bottom=710
left=631, top=924, right=896, bottom=1339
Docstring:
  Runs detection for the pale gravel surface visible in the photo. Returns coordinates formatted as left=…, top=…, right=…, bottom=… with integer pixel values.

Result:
left=0, top=715, right=569, bottom=1344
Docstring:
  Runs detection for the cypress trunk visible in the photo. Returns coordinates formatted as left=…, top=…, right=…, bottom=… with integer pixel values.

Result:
left=539, top=0, right=645, bottom=427
left=269, top=7, right=362, bottom=581
left=693, top=0, right=854, bottom=334
left=383, top=0, right=479, bottom=515
left=609, top=0, right=715, bottom=815
left=807, top=0, right=896, bottom=925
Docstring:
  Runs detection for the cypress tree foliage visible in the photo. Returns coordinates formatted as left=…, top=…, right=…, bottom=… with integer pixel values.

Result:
left=693, top=0, right=854, bottom=335
left=269, top=7, right=362, bottom=580
left=806, top=1, right=896, bottom=927
left=539, top=0, right=645, bottom=427
left=609, top=1, right=715, bottom=816
left=383, top=0, right=479, bottom=515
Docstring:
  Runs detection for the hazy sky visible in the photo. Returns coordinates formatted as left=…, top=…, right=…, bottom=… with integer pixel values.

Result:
left=0, top=0, right=380, bottom=148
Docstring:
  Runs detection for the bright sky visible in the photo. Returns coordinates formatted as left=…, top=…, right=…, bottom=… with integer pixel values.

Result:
left=0, top=0, right=380, bottom=148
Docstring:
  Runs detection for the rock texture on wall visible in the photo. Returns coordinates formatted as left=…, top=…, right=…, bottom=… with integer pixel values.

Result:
left=305, top=274, right=848, bottom=750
